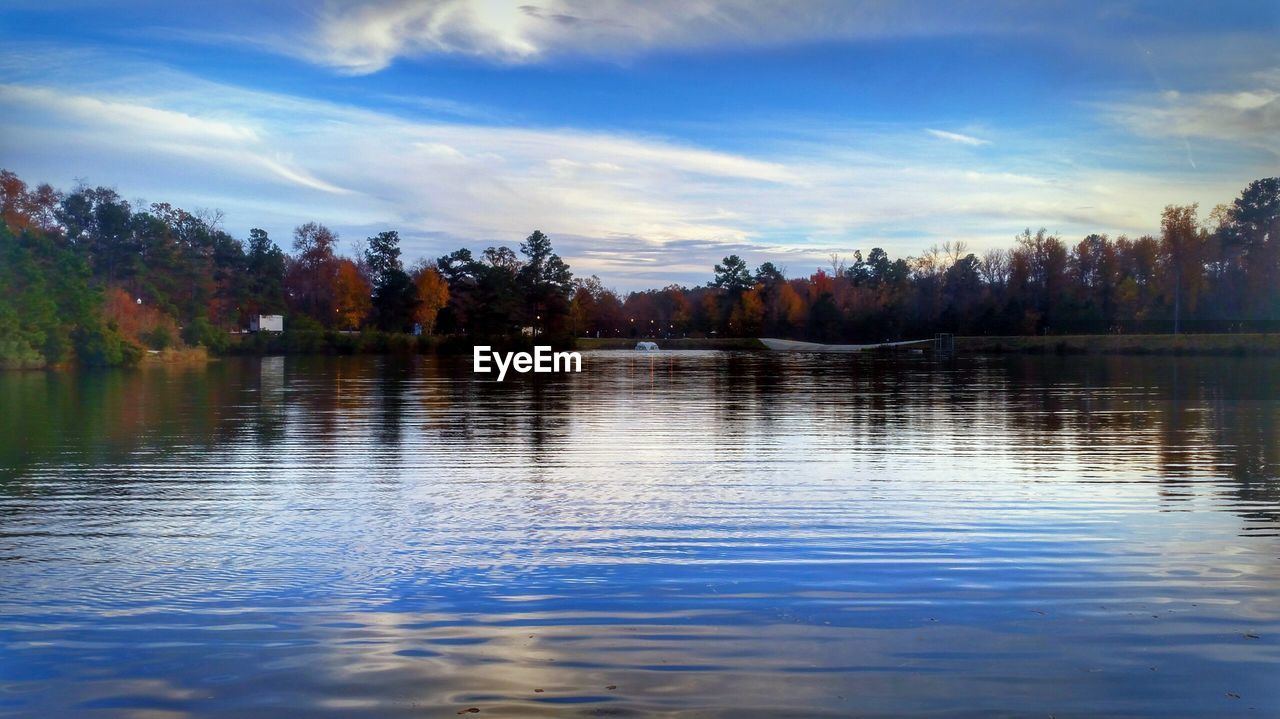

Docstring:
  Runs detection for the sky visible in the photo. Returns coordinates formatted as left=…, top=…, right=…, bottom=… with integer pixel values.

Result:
left=1, top=1, right=1278, bottom=289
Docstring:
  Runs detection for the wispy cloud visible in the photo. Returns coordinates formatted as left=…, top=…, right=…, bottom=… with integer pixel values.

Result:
left=0, top=84, right=352, bottom=196
left=0, top=47, right=1259, bottom=288
left=1101, top=67, right=1280, bottom=157
left=926, top=128, right=990, bottom=146
left=295, top=0, right=1039, bottom=73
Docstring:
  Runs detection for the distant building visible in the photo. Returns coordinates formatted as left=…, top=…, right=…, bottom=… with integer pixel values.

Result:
left=249, top=314, right=284, bottom=333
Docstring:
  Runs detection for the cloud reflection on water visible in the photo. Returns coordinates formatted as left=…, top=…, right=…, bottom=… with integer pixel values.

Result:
left=0, top=353, right=1278, bottom=716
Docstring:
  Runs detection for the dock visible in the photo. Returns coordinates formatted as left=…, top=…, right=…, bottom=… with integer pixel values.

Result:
left=759, top=338, right=934, bottom=353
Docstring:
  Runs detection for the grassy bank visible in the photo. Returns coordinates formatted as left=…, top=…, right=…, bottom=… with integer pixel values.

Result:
left=223, top=331, right=581, bottom=356
left=576, top=337, right=768, bottom=351
left=139, top=346, right=210, bottom=366
left=21, top=332, right=1276, bottom=368
left=226, top=330, right=437, bottom=356
left=957, top=333, right=1280, bottom=356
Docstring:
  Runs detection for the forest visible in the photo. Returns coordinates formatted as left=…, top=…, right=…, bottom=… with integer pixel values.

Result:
left=1, top=168, right=1277, bottom=367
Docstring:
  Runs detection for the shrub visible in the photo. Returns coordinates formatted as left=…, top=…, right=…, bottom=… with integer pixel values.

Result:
left=181, top=317, right=229, bottom=353
left=142, top=325, right=174, bottom=350
left=73, top=320, right=142, bottom=367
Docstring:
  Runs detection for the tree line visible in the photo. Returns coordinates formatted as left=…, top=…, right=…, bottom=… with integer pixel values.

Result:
left=573, top=178, right=1279, bottom=342
left=1, top=168, right=1277, bottom=367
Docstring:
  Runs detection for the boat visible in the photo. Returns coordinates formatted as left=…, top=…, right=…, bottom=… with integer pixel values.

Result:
left=635, top=341, right=659, bottom=351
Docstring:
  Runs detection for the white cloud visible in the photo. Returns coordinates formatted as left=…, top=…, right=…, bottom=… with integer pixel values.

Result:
left=0, top=83, right=352, bottom=196
left=926, top=128, right=990, bottom=146
left=0, top=84, right=259, bottom=143
left=0, top=53, right=1259, bottom=289
left=297, top=0, right=1038, bottom=73
left=1103, top=67, right=1280, bottom=156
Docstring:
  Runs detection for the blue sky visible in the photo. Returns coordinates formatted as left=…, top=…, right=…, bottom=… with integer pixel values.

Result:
left=1, top=1, right=1277, bottom=288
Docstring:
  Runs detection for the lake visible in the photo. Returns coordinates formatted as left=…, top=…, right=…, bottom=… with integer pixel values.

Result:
left=1, top=352, right=1278, bottom=717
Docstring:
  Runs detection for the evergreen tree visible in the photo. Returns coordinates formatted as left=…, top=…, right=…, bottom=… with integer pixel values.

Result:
left=517, top=230, right=573, bottom=333
left=711, top=255, right=753, bottom=294
left=244, top=228, right=287, bottom=316
left=364, top=230, right=418, bottom=332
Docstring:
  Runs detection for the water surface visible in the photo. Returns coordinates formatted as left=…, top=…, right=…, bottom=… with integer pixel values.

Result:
left=1, top=352, right=1278, bottom=717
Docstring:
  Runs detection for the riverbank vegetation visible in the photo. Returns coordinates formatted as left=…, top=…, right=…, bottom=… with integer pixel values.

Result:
left=1, top=169, right=1277, bottom=368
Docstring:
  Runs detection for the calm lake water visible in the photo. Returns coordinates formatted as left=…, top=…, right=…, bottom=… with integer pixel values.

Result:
left=1, top=352, right=1278, bottom=717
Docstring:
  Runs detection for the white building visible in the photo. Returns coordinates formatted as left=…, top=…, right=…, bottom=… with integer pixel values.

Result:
left=249, top=314, right=284, bottom=333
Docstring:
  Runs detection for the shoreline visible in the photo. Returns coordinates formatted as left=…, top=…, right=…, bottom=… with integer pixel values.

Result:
left=581, top=334, right=1280, bottom=356
left=6, top=332, right=1279, bottom=372
left=576, top=337, right=767, bottom=351
left=138, top=346, right=211, bottom=367
left=955, top=333, right=1280, bottom=356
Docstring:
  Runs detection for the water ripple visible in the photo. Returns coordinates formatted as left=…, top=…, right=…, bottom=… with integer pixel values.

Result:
left=0, top=353, right=1278, bottom=717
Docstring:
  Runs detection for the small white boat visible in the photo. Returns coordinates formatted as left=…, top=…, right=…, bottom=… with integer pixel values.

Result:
left=635, top=341, right=659, bottom=351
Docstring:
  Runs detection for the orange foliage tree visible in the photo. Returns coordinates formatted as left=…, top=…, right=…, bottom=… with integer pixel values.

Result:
left=412, top=265, right=449, bottom=335
left=103, top=287, right=180, bottom=349
left=729, top=287, right=765, bottom=336
left=0, top=170, right=61, bottom=234
left=333, top=259, right=371, bottom=330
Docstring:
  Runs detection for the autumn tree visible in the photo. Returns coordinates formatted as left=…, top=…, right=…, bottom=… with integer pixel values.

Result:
left=333, top=258, right=371, bottom=330
left=729, top=288, right=765, bottom=336
left=7, top=167, right=1280, bottom=353
left=773, top=281, right=806, bottom=333
left=1014, top=229, right=1070, bottom=332
left=662, top=285, right=692, bottom=334
left=102, top=286, right=179, bottom=349
left=570, top=275, right=628, bottom=336
left=286, top=222, right=340, bottom=326
left=411, top=263, right=449, bottom=335
left=1070, top=234, right=1119, bottom=331
left=1160, top=204, right=1206, bottom=334
left=1, top=197, right=135, bottom=367
left=0, top=170, right=60, bottom=234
